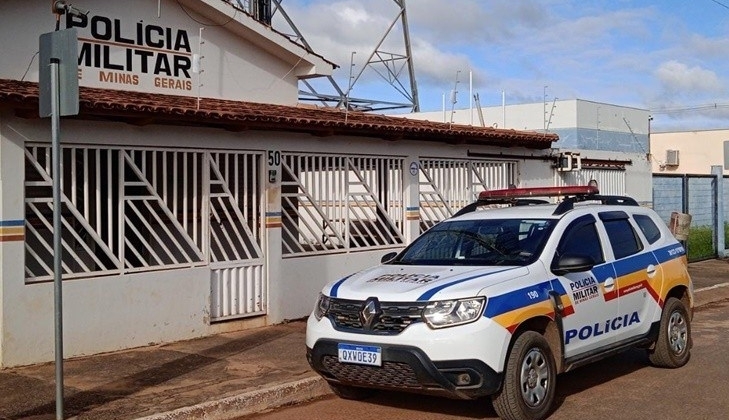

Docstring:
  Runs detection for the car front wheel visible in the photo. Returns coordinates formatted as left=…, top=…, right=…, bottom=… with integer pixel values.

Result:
left=492, top=331, right=556, bottom=420
left=648, top=296, right=691, bottom=368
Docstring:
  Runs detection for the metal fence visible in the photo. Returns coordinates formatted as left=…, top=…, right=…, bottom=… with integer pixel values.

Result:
left=653, top=173, right=729, bottom=261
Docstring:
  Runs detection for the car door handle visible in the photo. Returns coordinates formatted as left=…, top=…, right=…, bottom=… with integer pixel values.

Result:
left=646, top=264, right=657, bottom=278
left=603, top=277, right=615, bottom=291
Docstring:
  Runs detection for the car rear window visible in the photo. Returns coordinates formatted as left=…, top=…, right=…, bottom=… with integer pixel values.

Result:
left=633, top=214, right=661, bottom=244
left=603, top=217, right=643, bottom=259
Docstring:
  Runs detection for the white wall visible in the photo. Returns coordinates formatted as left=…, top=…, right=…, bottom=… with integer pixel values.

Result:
left=0, top=111, right=27, bottom=366
left=276, top=251, right=391, bottom=321
left=0, top=0, right=320, bottom=105
left=652, top=130, right=729, bottom=175
left=2, top=267, right=211, bottom=367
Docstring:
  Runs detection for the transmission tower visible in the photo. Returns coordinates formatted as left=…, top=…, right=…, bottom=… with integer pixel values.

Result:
left=233, top=0, right=419, bottom=112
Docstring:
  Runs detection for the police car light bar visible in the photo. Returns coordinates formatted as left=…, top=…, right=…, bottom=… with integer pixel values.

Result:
left=478, top=185, right=599, bottom=200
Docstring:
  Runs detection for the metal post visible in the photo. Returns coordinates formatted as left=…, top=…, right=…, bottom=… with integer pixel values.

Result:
left=682, top=175, right=690, bottom=255
left=712, top=165, right=726, bottom=257
left=345, top=51, right=355, bottom=123
left=50, top=57, right=65, bottom=420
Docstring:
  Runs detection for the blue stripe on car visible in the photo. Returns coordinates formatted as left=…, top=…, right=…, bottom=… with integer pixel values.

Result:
left=550, top=278, right=567, bottom=295
left=612, top=252, right=657, bottom=278
left=484, top=280, right=553, bottom=318
left=652, top=243, right=686, bottom=263
left=591, top=263, right=615, bottom=283
left=329, top=274, right=354, bottom=297
left=417, top=267, right=517, bottom=301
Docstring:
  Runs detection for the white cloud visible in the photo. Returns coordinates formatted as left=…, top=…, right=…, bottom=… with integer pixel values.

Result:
left=654, top=60, right=723, bottom=95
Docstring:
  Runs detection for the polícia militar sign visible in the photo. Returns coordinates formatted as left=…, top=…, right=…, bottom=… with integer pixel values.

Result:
left=66, top=13, right=193, bottom=92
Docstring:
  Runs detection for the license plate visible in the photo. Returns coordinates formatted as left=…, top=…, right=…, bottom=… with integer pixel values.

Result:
left=337, top=343, right=382, bottom=366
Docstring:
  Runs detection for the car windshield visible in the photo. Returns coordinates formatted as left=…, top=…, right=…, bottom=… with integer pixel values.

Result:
left=392, top=218, right=555, bottom=266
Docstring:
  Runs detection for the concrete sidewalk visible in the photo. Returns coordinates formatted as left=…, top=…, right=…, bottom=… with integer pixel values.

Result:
left=1, top=259, right=728, bottom=420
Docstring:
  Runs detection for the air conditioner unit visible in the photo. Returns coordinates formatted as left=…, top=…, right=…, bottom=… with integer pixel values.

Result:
left=665, top=149, right=680, bottom=166
left=556, top=154, right=572, bottom=172
left=555, top=153, right=582, bottom=172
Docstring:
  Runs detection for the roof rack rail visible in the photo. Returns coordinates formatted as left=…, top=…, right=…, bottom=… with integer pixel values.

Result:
left=452, top=185, right=638, bottom=218
left=552, top=194, right=638, bottom=215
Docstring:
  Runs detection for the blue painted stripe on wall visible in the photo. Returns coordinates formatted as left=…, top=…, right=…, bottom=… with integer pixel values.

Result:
left=0, top=220, right=24, bottom=227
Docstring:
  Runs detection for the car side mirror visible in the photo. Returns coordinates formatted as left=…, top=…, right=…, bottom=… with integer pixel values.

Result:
left=380, top=251, right=398, bottom=264
left=552, top=254, right=595, bottom=275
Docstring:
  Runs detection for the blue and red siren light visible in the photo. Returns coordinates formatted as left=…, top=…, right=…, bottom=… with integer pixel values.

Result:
left=478, top=185, right=599, bottom=200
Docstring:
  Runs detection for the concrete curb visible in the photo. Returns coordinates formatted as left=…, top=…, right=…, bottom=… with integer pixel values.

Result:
left=695, top=282, right=729, bottom=308
left=138, top=376, right=331, bottom=420
left=139, top=285, right=729, bottom=420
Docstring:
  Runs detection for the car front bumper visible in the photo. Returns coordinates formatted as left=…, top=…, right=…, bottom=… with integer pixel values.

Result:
left=307, top=339, right=503, bottom=399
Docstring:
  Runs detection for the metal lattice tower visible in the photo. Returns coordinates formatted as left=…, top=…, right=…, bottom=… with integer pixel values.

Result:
left=232, top=0, right=419, bottom=112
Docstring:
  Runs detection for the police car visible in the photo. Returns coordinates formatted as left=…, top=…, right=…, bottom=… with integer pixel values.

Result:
left=306, top=186, right=693, bottom=420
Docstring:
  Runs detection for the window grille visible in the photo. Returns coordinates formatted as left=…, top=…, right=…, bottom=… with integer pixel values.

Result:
left=419, top=159, right=517, bottom=231
left=281, top=153, right=404, bottom=256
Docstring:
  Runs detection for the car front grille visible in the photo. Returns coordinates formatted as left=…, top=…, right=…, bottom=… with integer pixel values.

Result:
left=322, top=355, right=422, bottom=388
left=327, top=298, right=426, bottom=334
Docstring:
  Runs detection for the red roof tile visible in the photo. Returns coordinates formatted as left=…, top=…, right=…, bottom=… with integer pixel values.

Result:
left=0, top=79, right=557, bottom=149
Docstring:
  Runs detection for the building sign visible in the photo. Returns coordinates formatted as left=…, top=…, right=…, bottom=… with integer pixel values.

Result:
left=66, top=13, right=193, bottom=92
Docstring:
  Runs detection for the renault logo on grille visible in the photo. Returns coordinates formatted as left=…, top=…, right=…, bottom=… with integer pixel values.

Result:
left=360, top=297, right=381, bottom=329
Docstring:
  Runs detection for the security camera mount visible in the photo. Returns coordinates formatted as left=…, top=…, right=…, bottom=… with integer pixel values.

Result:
left=53, top=0, right=88, bottom=18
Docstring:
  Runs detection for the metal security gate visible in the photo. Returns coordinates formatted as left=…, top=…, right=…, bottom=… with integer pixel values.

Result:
left=24, top=145, right=265, bottom=321
left=208, top=152, right=265, bottom=321
left=418, top=158, right=517, bottom=231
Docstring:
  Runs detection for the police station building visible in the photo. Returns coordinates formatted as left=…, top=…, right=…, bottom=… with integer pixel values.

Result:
left=0, top=0, right=559, bottom=367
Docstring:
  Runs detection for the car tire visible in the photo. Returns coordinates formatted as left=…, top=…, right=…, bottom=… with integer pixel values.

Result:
left=648, top=297, right=691, bottom=368
left=492, top=331, right=556, bottom=420
left=328, top=382, right=376, bottom=400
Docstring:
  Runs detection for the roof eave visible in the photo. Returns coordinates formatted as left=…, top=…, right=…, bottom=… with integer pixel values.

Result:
left=177, top=0, right=336, bottom=76
left=0, top=79, right=557, bottom=149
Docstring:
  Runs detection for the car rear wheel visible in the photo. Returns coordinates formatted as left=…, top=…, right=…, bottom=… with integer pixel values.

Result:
left=492, top=331, right=556, bottom=420
left=648, top=297, right=691, bottom=368
left=328, top=382, right=376, bottom=400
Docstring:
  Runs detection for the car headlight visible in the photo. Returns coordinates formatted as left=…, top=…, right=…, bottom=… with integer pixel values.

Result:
left=313, top=293, right=330, bottom=321
left=422, top=297, right=485, bottom=329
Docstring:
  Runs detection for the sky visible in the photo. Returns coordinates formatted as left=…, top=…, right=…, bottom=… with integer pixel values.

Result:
left=274, top=0, right=729, bottom=132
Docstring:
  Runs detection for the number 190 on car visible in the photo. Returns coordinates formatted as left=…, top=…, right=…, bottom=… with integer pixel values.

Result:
left=337, top=343, right=382, bottom=366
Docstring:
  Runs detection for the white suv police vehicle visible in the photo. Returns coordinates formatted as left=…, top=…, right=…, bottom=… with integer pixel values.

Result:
left=306, top=186, right=693, bottom=420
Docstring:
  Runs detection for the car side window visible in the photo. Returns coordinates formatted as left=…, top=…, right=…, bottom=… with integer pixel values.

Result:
left=633, top=214, right=661, bottom=244
left=601, top=213, right=643, bottom=259
left=556, top=216, right=604, bottom=264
